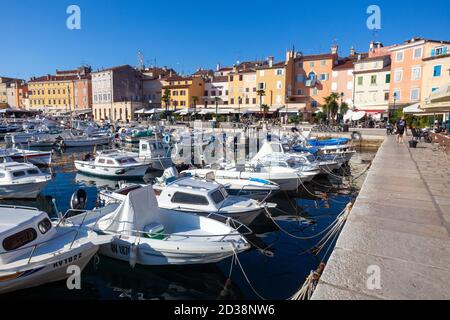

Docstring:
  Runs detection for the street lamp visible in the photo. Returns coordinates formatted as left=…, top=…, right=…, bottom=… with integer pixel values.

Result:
left=391, top=92, right=398, bottom=123
left=238, top=96, right=242, bottom=122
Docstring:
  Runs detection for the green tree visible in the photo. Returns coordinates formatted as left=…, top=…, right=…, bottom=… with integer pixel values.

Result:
left=191, top=96, right=199, bottom=112
left=161, top=89, right=171, bottom=120
left=323, top=92, right=341, bottom=123
left=261, top=104, right=269, bottom=121
left=213, top=97, right=221, bottom=120
left=339, top=102, right=349, bottom=123
left=256, top=89, right=266, bottom=116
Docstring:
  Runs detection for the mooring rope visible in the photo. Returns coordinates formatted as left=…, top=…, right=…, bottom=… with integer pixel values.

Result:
left=231, top=245, right=268, bottom=300
left=263, top=203, right=351, bottom=241
left=290, top=262, right=326, bottom=300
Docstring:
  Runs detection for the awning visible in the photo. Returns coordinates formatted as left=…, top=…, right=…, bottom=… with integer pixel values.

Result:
left=134, top=108, right=146, bottom=114
left=145, top=108, right=165, bottom=114
left=197, top=109, right=216, bottom=115
left=343, top=110, right=366, bottom=121
left=422, top=85, right=450, bottom=113
left=403, top=103, right=423, bottom=114
left=175, top=108, right=196, bottom=115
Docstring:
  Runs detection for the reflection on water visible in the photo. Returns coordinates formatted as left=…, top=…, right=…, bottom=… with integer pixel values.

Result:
left=2, top=256, right=243, bottom=300
left=0, top=148, right=376, bottom=300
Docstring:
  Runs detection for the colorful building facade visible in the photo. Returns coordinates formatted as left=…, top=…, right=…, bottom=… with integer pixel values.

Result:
left=92, top=65, right=144, bottom=121
left=353, top=55, right=391, bottom=117
left=28, top=67, right=91, bottom=113
left=162, top=76, right=205, bottom=110
left=421, top=42, right=450, bottom=102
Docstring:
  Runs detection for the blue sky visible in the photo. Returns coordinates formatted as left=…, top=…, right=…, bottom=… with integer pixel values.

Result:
left=1, top=0, right=450, bottom=79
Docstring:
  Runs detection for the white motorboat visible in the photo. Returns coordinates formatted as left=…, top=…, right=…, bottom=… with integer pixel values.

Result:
left=100, top=177, right=271, bottom=225
left=0, top=148, right=52, bottom=167
left=184, top=165, right=302, bottom=192
left=74, top=152, right=149, bottom=178
left=97, top=138, right=172, bottom=171
left=69, top=185, right=250, bottom=266
left=59, top=135, right=111, bottom=148
left=4, top=126, right=62, bottom=145
left=0, top=162, right=52, bottom=199
left=317, top=144, right=356, bottom=162
left=0, top=205, right=113, bottom=294
left=178, top=169, right=280, bottom=200
left=154, top=177, right=270, bottom=225
left=136, top=138, right=172, bottom=170
left=254, top=141, right=340, bottom=174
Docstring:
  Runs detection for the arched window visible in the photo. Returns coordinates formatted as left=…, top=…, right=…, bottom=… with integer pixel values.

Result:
left=308, top=72, right=316, bottom=81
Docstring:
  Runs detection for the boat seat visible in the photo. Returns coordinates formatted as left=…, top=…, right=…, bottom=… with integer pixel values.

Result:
left=143, top=222, right=165, bottom=240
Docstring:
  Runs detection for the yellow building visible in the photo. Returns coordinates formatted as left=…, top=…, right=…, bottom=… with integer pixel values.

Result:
left=162, top=76, right=205, bottom=110
left=28, top=68, right=91, bottom=113
left=255, top=59, right=287, bottom=108
left=227, top=67, right=257, bottom=110
left=28, top=75, right=76, bottom=112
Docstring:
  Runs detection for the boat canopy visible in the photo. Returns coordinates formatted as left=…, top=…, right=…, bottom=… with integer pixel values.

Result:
left=98, top=186, right=160, bottom=235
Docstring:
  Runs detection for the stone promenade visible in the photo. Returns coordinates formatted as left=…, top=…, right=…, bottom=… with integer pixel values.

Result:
left=312, top=136, right=450, bottom=300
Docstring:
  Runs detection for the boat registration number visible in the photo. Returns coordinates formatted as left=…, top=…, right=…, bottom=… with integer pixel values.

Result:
left=110, top=243, right=129, bottom=256
left=53, top=253, right=82, bottom=269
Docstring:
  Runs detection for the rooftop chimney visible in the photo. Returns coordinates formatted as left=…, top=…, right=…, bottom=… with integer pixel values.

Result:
left=350, top=47, right=356, bottom=56
left=268, top=56, right=274, bottom=67
left=331, top=45, right=338, bottom=55
left=216, top=63, right=221, bottom=71
left=286, top=50, right=294, bottom=62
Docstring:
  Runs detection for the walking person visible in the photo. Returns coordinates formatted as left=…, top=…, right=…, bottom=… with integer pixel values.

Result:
left=396, top=116, right=407, bottom=144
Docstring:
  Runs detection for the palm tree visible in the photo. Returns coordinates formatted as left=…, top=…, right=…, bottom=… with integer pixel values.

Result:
left=261, top=104, right=270, bottom=121
left=323, top=92, right=340, bottom=124
left=339, top=102, right=349, bottom=122
left=161, top=89, right=171, bottom=120
left=191, top=96, right=199, bottom=120
left=213, top=97, right=221, bottom=118
left=256, top=89, right=266, bottom=118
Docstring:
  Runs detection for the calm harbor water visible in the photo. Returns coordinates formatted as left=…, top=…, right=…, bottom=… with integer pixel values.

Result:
left=0, top=147, right=376, bottom=300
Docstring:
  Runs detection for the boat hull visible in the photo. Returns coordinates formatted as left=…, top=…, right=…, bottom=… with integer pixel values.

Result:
left=10, top=153, right=52, bottom=167
left=62, top=137, right=111, bottom=147
left=74, top=161, right=149, bottom=178
left=0, top=180, right=49, bottom=199
left=140, top=157, right=173, bottom=171
left=99, top=237, right=248, bottom=266
left=0, top=244, right=98, bottom=294
left=226, top=188, right=277, bottom=201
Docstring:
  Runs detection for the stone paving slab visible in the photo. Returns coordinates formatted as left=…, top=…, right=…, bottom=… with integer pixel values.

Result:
left=312, top=137, right=450, bottom=300
left=348, top=202, right=442, bottom=226
left=317, top=248, right=450, bottom=300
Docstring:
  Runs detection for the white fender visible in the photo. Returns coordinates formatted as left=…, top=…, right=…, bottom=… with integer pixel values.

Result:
left=129, top=243, right=138, bottom=268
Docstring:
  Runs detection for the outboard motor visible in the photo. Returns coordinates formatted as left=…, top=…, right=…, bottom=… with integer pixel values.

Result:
left=70, top=189, right=88, bottom=210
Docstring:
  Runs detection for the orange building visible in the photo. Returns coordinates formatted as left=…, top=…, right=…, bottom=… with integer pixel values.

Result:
left=388, top=38, right=448, bottom=109
left=162, top=76, right=205, bottom=110
left=74, top=76, right=92, bottom=111
left=286, top=46, right=338, bottom=120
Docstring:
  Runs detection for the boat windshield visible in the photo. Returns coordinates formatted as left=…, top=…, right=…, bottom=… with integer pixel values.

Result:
left=117, top=157, right=138, bottom=164
left=171, top=192, right=209, bottom=206
left=26, top=169, right=40, bottom=175
left=210, top=189, right=225, bottom=204
left=12, top=171, right=26, bottom=178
